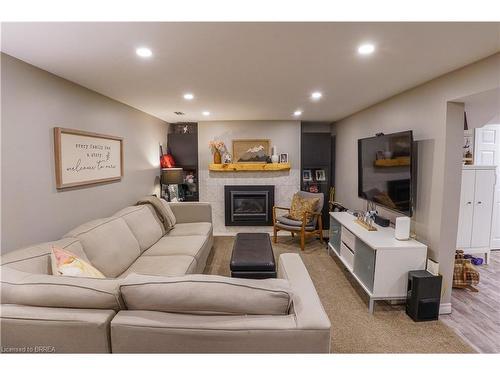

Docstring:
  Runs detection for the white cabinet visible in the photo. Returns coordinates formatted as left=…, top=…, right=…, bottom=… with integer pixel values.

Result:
left=329, top=212, right=427, bottom=313
left=456, top=165, right=496, bottom=263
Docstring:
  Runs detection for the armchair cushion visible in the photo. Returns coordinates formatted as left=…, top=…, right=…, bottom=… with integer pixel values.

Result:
left=275, top=222, right=316, bottom=232
left=276, top=215, right=315, bottom=230
left=289, top=194, right=320, bottom=221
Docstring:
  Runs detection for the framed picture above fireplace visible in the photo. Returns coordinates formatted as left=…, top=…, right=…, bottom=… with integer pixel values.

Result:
left=232, top=139, right=270, bottom=163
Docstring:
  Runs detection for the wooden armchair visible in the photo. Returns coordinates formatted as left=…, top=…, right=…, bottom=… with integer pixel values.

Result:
left=273, top=191, right=324, bottom=251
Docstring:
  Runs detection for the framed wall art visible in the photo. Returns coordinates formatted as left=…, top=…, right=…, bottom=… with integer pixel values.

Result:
left=232, top=139, right=270, bottom=163
left=54, top=127, right=123, bottom=189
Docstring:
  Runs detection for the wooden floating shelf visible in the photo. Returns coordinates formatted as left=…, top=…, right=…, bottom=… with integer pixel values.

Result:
left=209, top=162, right=291, bottom=172
left=374, top=157, right=410, bottom=168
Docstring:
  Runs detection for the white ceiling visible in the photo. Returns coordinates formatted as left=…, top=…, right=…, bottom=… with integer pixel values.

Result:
left=2, top=22, right=500, bottom=123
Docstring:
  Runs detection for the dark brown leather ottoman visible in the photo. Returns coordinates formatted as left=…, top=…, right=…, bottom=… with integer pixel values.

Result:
left=230, top=233, right=277, bottom=279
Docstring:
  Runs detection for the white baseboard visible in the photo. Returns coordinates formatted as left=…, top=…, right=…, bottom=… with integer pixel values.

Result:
left=439, top=303, right=452, bottom=315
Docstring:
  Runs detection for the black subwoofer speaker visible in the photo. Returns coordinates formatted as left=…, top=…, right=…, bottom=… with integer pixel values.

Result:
left=406, top=270, right=442, bottom=322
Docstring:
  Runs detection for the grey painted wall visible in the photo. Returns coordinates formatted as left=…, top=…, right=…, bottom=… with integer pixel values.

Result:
left=334, top=52, right=500, bottom=307
left=1, top=54, right=168, bottom=252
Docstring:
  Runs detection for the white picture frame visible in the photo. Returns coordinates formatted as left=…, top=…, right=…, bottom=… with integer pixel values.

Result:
left=279, top=153, right=289, bottom=163
left=315, top=169, right=326, bottom=181
left=303, top=169, right=312, bottom=181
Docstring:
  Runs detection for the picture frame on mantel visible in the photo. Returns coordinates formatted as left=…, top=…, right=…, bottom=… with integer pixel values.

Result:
left=232, top=139, right=270, bottom=163
left=54, top=127, right=124, bottom=189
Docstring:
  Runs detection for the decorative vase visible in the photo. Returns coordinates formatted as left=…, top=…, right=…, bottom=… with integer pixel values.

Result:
left=213, top=150, right=222, bottom=164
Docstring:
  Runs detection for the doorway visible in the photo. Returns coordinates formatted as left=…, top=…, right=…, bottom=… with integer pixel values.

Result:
left=441, top=88, right=500, bottom=353
left=475, top=124, right=500, bottom=250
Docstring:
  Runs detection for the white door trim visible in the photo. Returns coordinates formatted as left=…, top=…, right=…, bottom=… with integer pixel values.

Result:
left=475, top=124, right=500, bottom=249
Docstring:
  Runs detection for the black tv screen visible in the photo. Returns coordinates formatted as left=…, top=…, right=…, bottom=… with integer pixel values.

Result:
left=358, top=131, right=415, bottom=216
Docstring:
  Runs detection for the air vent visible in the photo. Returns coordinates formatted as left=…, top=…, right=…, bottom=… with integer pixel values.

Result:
left=174, top=111, right=185, bottom=116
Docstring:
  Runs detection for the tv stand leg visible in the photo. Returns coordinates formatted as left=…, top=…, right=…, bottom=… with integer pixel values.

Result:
left=369, top=298, right=375, bottom=314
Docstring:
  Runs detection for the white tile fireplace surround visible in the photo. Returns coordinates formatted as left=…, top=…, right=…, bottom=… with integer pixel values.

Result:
left=199, top=169, right=300, bottom=235
left=197, top=120, right=301, bottom=235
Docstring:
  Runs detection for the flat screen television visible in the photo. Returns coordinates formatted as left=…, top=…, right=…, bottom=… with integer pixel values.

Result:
left=358, top=131, right=415, bottom=216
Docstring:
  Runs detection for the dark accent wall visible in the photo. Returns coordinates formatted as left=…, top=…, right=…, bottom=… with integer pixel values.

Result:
left=300, top=122, right=336, bottom=230
left=167, top=123, right=199, bottom=201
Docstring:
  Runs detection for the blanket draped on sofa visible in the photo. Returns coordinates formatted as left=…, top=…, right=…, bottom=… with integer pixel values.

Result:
left=136, top=196, right=176, bottom=233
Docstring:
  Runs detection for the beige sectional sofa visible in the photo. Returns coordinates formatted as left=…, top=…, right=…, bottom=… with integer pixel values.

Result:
left=0, top=200, right=331, bottom=353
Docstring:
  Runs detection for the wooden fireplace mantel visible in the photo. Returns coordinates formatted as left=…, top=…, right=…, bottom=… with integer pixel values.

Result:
left=209, top=163, right=291, bottom=172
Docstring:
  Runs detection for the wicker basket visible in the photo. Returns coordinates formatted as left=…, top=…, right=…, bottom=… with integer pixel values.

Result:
left=453, top=250, right=479, bottom=290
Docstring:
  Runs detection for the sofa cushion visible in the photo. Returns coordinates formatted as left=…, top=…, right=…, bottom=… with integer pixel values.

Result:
left=64, top=217, right=141, bottom=277
left=119, top=255, right=197, bottom=278
left=160, top=198, right=177, bottom=227
left=0, top=238, right=86, bottom=275
left=120, top=273, right=292, bottom=315
left=0, top=267, right=123, bottom=310
left=113, top=205, right=164, bottom=252
left=168, top=222, right=212, bottom=237
left=142, top=235, right=208, bottom=260
left=1, top=305, right=116, bottom=353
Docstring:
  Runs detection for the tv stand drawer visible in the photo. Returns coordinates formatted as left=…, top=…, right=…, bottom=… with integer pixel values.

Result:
left=341, top=226, right=356, bottom=250
left=340, top=242, right=355, bottom=270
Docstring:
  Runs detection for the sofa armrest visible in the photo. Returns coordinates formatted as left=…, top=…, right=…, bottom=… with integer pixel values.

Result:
left=278, top=253, right=331, bottom=331
left=0, top=304, right=115, bottom=353
left=168, top=202, right=212, bottom=224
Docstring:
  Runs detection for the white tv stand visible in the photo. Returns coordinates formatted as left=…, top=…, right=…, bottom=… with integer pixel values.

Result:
left=329, top=212, right=427, bottom=313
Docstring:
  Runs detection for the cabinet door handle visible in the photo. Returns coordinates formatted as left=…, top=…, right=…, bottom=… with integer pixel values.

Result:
left=466, top=201, right=472, bottom=205
left=477, top=201, right=482, bottom=205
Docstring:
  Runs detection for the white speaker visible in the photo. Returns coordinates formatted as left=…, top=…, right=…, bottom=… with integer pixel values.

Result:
left=395, top=216, right=411, bottom=240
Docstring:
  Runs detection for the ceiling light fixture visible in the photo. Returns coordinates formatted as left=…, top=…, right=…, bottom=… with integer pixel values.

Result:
left=202, top=111, right=210, bottom=116
left=135, top=47, right=152, bottom=58
left=358, top=43, right=375, bottom=55
left=311, top=92, right=322, bottom=100
left=183, top=93, right=194, bottom=100
left=293, top=110, right=302, bottom=116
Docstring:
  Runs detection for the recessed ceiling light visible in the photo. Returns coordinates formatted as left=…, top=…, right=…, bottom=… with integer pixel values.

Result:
left=183, top=93, right=194, bottom=100
left=311, top=92, right=322, bottom=100
left=358, top=43, right=375, bottom=55
left=202, top=111, right=210, bottom=116
left=135, top=47, right=152, bottom=58
left=293, top=110, right=302, bottom=116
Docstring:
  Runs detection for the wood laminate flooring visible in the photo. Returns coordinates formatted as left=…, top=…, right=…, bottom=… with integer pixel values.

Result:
left=441, top=250, right=500, bottom=353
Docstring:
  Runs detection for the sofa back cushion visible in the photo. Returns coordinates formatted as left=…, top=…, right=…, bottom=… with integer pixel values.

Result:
left=1, top=267, right=123, bottom=310
left=113, top=205, right=164, bottom=252
left=120, top=273, right=292, bottom=315
left=160, top=198, right=177, bottom=227
left=0, top=238, right=86, bottom=275
left=64, top=217, right=140, bottom=277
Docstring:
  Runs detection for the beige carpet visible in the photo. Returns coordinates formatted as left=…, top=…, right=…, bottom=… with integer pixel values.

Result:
left=204, top=235, right=475, bottom=353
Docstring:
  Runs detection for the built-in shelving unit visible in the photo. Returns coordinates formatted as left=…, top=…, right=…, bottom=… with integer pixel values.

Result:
left=301, top=122, right=335, bottom=230
left=209, top=162, right=291, bottom=172
left=167, top=123, right=199, bottom=201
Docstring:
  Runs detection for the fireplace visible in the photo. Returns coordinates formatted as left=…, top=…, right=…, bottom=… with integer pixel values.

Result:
left=224, top=185, right=275, bottom=226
